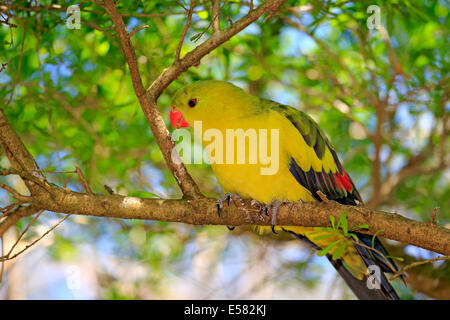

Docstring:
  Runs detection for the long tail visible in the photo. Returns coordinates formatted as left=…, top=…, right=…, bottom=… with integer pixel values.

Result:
left=328, top=255, right=399, bottom=300
left=288, top=231, right=400, bottom=300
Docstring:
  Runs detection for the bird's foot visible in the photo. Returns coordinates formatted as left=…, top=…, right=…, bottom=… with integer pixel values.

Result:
left=263, top=200, right=290, bottom=234
left=217, top=193, right=243, bottom=231
left=247, top=199, right=282, bottom=232
left=217, top=193, right=243, bottom=216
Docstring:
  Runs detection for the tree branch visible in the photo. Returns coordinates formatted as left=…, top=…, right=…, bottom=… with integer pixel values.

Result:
left=391, top=255, right=450, bottom=281
left=0, top=205, right=40, bottom=237
left=176, top=0, right=196, bottom=61
left=211, top=0, right=221, bottom=33
left=7, top=182, right=448, bottom=256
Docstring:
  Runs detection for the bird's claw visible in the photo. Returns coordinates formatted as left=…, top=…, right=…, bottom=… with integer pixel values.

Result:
left=217, top=193, right=242, bottom=231
left=263, top=200, right=289, bottom=234
left=269, top=200, right=281, bottom=234
left=218, top=196, right=288, bottom=234
left=217, top=193, right=242, bottom=217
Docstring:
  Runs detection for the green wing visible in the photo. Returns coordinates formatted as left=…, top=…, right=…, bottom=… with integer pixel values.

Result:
left=261, top=99, right=363, bottom=204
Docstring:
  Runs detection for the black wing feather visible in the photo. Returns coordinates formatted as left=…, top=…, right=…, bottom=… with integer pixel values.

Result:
left=269, top=102, right=401, bottom=300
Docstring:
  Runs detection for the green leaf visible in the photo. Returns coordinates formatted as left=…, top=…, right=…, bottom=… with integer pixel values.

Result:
left=330, top=215, right=336, bottom=229
left=336, top=212, right=348, bottom=235
left=386, top=256, right=404, bottom=262
left=372, top=229, right=384, bottom=248
left=332, top=241, right=349, bottom=260
left=341, top=216, right=348, bottom=235
left=311, top=232, right=337, bottom=241
left=317, top=239, right=343, bottom=257
left=190, top=33, right=203, bottom=42
left=349, top=233, right=360, bottom=242
left=41, top=166, right=58, bottom=172
left=128, top=191, right=161, bottom=198
left=349, top=224, right=369, bottom=231
left=313, top=227, right=331, bottom=231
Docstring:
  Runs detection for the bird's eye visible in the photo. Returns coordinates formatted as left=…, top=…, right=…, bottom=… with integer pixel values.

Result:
left=188, top=98, right=198, bottom=108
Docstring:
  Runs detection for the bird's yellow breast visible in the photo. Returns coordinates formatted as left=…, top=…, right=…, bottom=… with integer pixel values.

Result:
left=198, top=109, right=315, bottom=203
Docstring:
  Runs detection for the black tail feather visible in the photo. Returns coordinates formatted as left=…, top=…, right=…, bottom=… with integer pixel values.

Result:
left=328, top=257, right=399, bottom=300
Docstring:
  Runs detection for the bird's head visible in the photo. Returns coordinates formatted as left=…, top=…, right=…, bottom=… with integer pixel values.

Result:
left=170, top=80, right=254, bottom=129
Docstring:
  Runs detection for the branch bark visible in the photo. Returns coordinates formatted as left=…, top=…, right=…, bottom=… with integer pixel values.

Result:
left=3, top=181, right=449, bottom=256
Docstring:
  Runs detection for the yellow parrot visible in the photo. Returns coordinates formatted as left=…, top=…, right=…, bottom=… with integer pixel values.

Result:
left=170, top=80, right=400, bottom=300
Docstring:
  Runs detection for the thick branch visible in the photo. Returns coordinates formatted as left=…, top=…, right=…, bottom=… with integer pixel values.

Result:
left=21, top=185, right=450, bottom=256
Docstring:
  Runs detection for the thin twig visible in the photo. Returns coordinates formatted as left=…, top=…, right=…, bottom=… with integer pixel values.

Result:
left=0, top=214, right=71, bottom=262
left=351, top=238, right=397, bottom=273
left=129, top=24, right=149, bottom=38
left=75, top=165, right=93, bottom=194
left=0, top=168, right=50, bottom=194
left=0, top=202, right=23, bottom=218
left=0, top=236, right=4, bottom=282
left=175, top=0, right=196, bottom=61
left=316, top=190, right=329, bottom=202
left=5, top=21, right=26, bottom=107
left=0, top=15, right=17, bottom=28
left=0, top=183, right=28, bottom=200
left=378, top=24, right=408, bottom=79
left=430, top=207, right=439, bottom=224
left=390, top=255, right=450, bottom=281
left=0, top=62, right=7, bottom=73
left=211, top=0, right=220, bottom=33
left=63, top=176, right=71, bottom=188
left=4, top=209, right=44, bottom=258
left=0, top=206, right=40, bottom=238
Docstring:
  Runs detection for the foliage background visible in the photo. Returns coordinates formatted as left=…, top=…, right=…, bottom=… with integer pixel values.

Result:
left=0, top=0, right=448, bottom=299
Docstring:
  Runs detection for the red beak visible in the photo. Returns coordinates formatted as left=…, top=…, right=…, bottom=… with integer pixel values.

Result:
left=170, top=105, right=189, bottom=129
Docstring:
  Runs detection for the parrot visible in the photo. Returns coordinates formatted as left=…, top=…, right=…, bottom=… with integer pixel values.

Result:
left=170, top=80, right=400, bottom=300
